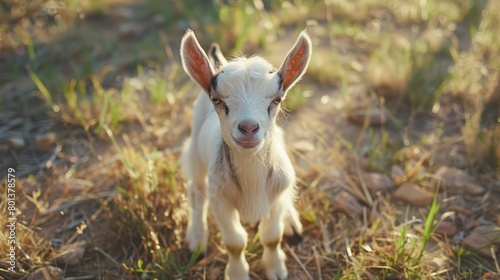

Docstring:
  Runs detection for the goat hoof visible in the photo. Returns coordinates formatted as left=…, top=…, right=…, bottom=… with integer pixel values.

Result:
left=224, top=275, right=251, bottom=280
left=186, top=226, right=208, bottom=252
left=265, top=266, right=288, bottom=280
left=224, top=269, right=250, bottom=280
left=263, top=249, right=288, bottom=280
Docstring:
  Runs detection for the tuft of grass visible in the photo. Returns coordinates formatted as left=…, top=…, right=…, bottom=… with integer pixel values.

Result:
left=30, top=65, right=141, bottom=137
left=0, top=182, right=55, bottom=277
left=102, top=124, right=199, bottom=278
left=364, top=130, right=395, bottom=172
left=418, top=190, right=441, bottom=261
left=446, top=0, right=500, bottom=109
left=307, top=48, right=348, bottom=86
left=27, top=67, right=59, bottom=112
left=462, top=104, right=500, bottom=171
left=213, top=0, right=278, bottom=51
left=365, top=39, right=449, bottom=113
left=341, top=193, right=449, bottom=279
left=137, top=63, right=180, bottom=105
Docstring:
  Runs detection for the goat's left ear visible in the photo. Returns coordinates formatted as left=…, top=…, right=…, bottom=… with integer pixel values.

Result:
left=278, top=30, right=312, bottom=92
left=208, top=43, right=228, bottom=69
left=180, top=29, right=215, bottom=94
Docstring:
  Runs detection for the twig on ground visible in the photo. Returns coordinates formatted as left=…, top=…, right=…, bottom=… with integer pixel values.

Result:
left=355, top=157, right=373, bottom=206
left=312, top=246, right=323, bottom=280
left=94, top=246, right=122, bottom=267
left=45, top=145, right=62, bottom=169
left=319, top=220, right=332, bottom=255
left=249, top=270, right=264, bottom=280
left=0, top=118, right=23, bottom=135
left=285, top=243, right=313, bottom=280
left=492, top=246, right=500, bottom=274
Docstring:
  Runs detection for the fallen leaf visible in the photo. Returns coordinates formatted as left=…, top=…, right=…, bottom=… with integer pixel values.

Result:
left=432, top=166, right=485, bottom=196
left=462, top=225, right=500, bottom=259
left=434, top=221, right=457, bottom=237
left=54, top=240, right=87, bottom=266
left=361, top=172, right=393, bottom=194
left=332, top=190, right=363, bottom=218
left=347, top=108, right=387, bottom=126
left=390, top=165, right=405, bottom=186
left=35, top=132, right=57, bottom=150
left=394, top=183, right=433, bottom=206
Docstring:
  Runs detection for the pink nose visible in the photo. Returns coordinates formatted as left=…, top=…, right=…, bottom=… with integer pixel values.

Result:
left=238, top=120, right=259, bottom=136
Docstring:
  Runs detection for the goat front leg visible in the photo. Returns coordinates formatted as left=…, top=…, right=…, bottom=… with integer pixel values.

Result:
left=211, top=199, right=250, bottom=280
left=259, top=208, right=287, bottom=280
left=186, top=180, right=209, bottom=252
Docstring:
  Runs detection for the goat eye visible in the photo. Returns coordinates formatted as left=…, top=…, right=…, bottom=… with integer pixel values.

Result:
left=272, top=97, right=282, bottom=105
left=211, top=96, right=221, bottom=105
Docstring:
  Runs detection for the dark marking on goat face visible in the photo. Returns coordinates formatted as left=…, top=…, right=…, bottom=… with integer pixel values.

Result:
left=267, top=73, right=284, bottom=116
left=209, top=73, right=219, bottom=93
left=277, top=72, right=284, bottom=91
left=209, top=73, right=229, bottom=116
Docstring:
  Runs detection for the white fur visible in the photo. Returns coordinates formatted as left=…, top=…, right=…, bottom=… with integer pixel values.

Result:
left=180, top=29, right=311, bottom=280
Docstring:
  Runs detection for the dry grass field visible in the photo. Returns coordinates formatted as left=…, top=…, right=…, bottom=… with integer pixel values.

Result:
left=1, top=0, right=499, bottom=279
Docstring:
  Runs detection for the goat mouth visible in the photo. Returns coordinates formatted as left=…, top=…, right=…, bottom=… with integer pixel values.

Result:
left=232, top=137, right=261, bottom=149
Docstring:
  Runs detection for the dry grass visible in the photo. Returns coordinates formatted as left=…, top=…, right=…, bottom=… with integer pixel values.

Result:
left=1, top=0, right=499, bottom=279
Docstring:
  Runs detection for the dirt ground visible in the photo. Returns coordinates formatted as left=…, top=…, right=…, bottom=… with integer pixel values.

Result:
left=1, top=0, right=499, bottom=279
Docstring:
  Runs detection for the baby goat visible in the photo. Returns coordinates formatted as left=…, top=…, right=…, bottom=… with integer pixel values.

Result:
left=180, top=29, right=312, bottom=280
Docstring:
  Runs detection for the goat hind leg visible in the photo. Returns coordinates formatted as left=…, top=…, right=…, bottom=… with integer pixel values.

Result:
left=284, top=204, right=303, bottom=245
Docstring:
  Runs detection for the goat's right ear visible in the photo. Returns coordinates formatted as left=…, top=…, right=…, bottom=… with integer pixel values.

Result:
left=180, top=29, right=215, bottom=94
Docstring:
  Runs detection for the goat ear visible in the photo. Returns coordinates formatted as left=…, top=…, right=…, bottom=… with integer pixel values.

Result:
left=180, top=29, right=215, bottom=94
left=208, top=43, right=228, bottom=69
left=278, top=30, right=312, bottom=92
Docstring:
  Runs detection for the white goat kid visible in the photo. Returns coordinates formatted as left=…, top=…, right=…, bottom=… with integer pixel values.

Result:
left=180, top=29, right=312, bottom=280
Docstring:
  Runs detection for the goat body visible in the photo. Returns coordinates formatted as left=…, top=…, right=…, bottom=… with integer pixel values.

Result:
left=180, top=29, right=312, bottom=280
